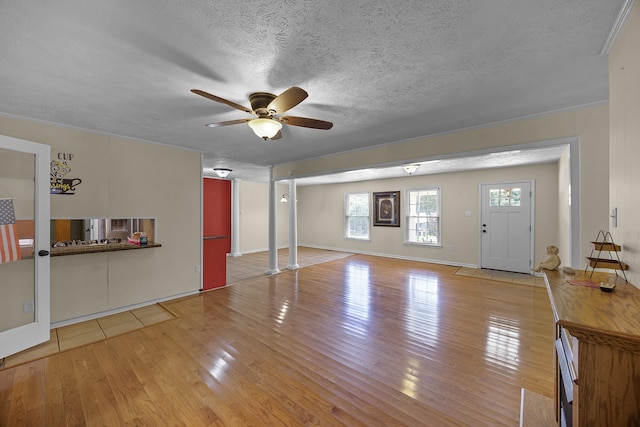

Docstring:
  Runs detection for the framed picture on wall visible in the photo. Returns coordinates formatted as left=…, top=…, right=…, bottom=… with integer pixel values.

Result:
left=373, top=191, right=400, bottom=227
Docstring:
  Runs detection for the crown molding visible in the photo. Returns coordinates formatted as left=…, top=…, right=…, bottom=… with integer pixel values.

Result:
left=601, top=0, right=636, bottom=55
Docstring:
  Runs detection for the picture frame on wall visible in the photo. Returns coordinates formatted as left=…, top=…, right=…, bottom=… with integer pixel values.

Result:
left=373, top=191, right=400, bottom=227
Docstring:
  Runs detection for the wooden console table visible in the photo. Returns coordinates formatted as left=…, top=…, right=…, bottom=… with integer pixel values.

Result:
left=544, top=269, right=640, bottom=426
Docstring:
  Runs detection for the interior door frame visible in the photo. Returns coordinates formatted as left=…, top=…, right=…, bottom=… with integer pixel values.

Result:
left=0, top=135, right=50, bottom=359
left=478, top=179, right=535, bottom=273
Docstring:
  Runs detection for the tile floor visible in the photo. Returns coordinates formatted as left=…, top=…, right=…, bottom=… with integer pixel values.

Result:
left=2, top=303, right=176, bottom=369
left=226, top=246, right=354, bottom=285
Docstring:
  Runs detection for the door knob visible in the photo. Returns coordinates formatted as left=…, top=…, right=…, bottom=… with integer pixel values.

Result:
left=38, top=250, right=50, bottom=256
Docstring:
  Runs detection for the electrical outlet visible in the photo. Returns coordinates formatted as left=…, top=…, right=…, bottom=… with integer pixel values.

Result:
left=23, top=301, right=34, bottom=313
left=195, top=264, right=201, bottom=273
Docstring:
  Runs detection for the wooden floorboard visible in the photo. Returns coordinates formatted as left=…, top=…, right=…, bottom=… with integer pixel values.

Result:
left=0, top=254, right=555, bottom=426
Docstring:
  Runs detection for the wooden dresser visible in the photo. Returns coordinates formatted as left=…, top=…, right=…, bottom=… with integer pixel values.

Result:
left=544, top=270, right=640, bottom=426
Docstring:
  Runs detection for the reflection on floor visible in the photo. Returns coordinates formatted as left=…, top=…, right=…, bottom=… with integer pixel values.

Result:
left=5, top=252, right=538, bottom=371
left=3, top=248, right=351, bottom=370
left=226, top=246, right=354, bottom=285
left=1, top=303, right=177, bottom=370
left=455, top=267, right=544, bottom=287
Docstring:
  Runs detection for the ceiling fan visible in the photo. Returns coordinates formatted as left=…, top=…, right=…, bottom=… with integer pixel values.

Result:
left=191, top=86, right=333, bottom=140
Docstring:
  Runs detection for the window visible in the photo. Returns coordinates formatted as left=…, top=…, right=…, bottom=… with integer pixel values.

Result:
left=345, top=192, right=370, bottom=240
left=489, top=187, right=521, bottom=207
left=406, top=188, right=440, bottom=245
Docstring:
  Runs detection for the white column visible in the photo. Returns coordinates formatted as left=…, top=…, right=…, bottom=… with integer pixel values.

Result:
left=231, top=178, right=241, bottom=257
left=266, top=168, right=280, bottom=275
left=287, top=179, right=299, bottom=270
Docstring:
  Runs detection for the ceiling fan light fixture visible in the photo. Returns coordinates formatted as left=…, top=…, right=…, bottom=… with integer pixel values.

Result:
left=402, top=164, right=420, bottom=175
left=248, top=118, right=283, bottom=140
left=213, top=168, right=232, bottom=178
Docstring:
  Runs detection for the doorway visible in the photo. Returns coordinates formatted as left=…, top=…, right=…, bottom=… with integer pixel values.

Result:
left=480, top=181, right=533, bottom=274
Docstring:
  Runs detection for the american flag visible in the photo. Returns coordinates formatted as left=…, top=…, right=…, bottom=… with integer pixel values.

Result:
left=0, top=198, right=21, bottom=263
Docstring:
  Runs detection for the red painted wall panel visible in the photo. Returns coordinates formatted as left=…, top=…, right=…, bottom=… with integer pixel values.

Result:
left=203, top=178, right=231, bottom=249
left=202, top=178, right=231, bottom=290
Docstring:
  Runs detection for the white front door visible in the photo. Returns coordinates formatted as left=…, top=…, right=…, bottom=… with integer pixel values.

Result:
left=0, top=135, right=50, bottom=360
left=480, top=181, right=533, bottom=274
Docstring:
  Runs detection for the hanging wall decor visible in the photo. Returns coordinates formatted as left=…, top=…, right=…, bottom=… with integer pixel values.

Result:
left=50, top=152, right=82, bottom=195
left=373, top=191, right=400, bottom=227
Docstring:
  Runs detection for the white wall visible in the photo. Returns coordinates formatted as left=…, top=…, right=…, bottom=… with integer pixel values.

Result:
left=275, top=105, right=609, bottom=270
left=0, top=115, right=202, bottom=324
left=238, top=180, right=289, bottom=254
left=610, top=2, right=640, bottom=287
left=297, top=162, right=559, bottom=268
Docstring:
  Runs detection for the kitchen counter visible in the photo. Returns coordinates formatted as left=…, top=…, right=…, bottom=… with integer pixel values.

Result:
left=50, top=242, right=161, bottom=257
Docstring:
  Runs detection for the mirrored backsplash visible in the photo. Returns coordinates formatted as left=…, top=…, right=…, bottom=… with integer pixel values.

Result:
left=14, top=218, right=156, bottom=258
left=50, top=218, right=156, bottom=245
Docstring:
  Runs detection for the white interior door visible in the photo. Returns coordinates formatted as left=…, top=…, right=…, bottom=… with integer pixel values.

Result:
left=480, top=181, right=533, bottom=274
left=0, top=135, right=50, bottom=360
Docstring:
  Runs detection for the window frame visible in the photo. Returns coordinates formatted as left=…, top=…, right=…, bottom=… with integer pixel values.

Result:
left=344, top=191, right=371, bottom=241
left=404, top=186, right=441, bottom=247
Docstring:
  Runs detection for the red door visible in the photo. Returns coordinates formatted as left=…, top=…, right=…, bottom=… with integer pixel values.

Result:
left=202, top=178, right=231, bottom=290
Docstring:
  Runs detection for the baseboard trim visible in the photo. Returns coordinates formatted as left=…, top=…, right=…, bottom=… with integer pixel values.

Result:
left=300, top=244, right=478, bottom=269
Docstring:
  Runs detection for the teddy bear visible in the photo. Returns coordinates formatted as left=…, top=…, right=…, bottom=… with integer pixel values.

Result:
left=532, top=245, right=561, bottom=272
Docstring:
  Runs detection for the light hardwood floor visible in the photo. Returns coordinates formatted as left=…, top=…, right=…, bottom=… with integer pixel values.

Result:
left=0, top=255, right=554, bottom=426
left=226, top=247, right=354, bottom=285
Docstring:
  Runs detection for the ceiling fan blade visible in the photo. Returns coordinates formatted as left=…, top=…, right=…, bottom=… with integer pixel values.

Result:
left=191, top=89, right=252, bottom=114
left=205, top=118, right=252, bottom=128
left=267, top=87, right=308, bottom=114
left=280, top=116, right=333, bottom=130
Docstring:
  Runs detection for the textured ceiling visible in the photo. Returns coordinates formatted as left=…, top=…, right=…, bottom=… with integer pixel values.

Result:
left=0, top=1, right=625, bottom=182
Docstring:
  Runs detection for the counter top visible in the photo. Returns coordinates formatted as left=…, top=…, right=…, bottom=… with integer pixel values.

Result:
left=50, top=242, right=161, bottom=257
